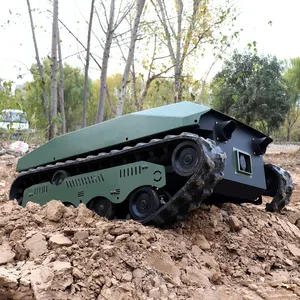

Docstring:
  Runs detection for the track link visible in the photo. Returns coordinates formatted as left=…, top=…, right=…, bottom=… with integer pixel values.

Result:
left=10, top=132, right=226, bottom=227
left=264, top=163, right=294, bottom=213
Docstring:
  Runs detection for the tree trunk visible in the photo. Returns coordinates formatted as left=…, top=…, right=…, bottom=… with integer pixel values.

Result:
left=57, top=27, right=66, bottom=135
left=83, top=0, right=95, bottom=127
left=26, top=0, right=50, bottom=139
left=95, top=0, right=115, bottom=123
left=116, top=0, right=146, bottom=117
left=287, top=125, right=291, bottom=142
left=49, top=0, right=59, bottom=140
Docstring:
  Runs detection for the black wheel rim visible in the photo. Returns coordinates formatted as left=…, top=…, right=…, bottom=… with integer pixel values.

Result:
left=172, top=141, right=200, bottom=177
left=51, top=170, right=68, bottom=186
left=93, top=197, right=115, bottom=219
left=129, top=187, right=160, bottom=220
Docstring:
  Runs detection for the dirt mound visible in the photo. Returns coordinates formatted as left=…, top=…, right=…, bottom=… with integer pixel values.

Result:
left=0, top=146, right=300, bottom=299
left=1, top=196, right=300, bottom=300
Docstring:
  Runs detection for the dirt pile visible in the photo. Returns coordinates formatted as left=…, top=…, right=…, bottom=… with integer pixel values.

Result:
left=1, top=195, right=300, bottom=300
left=0, top=146, right=300, bottom=300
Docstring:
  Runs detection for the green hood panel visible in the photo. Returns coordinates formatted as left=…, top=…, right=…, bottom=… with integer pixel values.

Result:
left=17, top=101, right=211, bottom=171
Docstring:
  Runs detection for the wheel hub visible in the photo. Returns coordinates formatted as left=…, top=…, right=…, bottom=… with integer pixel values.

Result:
left=171, top=141, right=201, bottom=177
left=140, top=199, right=148, bottom=209
left=183, top=153, right=193, bottom=164
left=129, top=187, right=160, bottom=221
left=98, top=204, right=105, bottom=214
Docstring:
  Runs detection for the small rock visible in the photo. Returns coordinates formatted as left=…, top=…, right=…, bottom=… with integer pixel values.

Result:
left=287, top=243, right=300, bottom=257
left=72, top=267, right=85, bottom=279
left=191, top=245, right=202, bottom=257
left=24, top=232, right=48, bottom=258
left=1, top=154, right=15, bottom=160
left=183, top=266, right=210, bottom=287
left=49, top=233, right=72, bottom=248
left=9, top=228, right=25, bottom=241
left=115, top=234, right=130, bottom=242
left=26, top=202, right=41, bottom=213
left=45, top=200, right=66, bottom=222
left=275, top=250, right=284, bottom=260
left=159, top=285, right=168, bottom=297
left=110, top=227, right=132, bottom=235
left=229, top=216, right=243, bottom=231
left=0, top=216, right=9, bottom=227
left=132, top=268, right=146, bottom=279
left=32, top=214, right=44, bottom=225
left=75, top=204, right=93, bottom=225
left=194, top=235, right=210, bottom=250
left=247, top=266, right=265, bottom=275
left=211, top=271, right=222, bottom=284
left=285, top=258, right=294, bottom=266
left=0, top=267, right=19, bottom=288
left=200, top=255, right=219, bottom=270
left=149, top=287, right=160, bottom=299
left=73, top=230, right=89, bottom=242
left=0, top=242, right=15, bottom=264
left=14, top=241, right=27, bottom=257
left=122, top=271, right=132, bottom=282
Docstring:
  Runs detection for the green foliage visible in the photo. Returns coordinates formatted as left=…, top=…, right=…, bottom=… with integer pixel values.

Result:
left=210, top=50, right=291, bottom=135
left=280, top=57, right=300, bottom=140
left=21, top=58, right=93, bottom=132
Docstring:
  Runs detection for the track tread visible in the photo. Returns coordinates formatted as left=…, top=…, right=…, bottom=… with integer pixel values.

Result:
left=264, top=163, right=294, bottom=213
left=11, top=132, right=227, bottom=227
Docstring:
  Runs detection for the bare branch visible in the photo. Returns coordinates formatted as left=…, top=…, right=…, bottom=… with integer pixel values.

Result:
left=100, top=0, right=109, bottom=26
left=58, top=18, right=102, bottom=69
left=113, top=2, right=134, bottom=30
left=95, top=8, right=107, bottom=35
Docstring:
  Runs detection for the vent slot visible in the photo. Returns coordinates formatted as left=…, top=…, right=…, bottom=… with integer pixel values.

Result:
left=120, top=166, right=142, bottom=178
left=34, top=185, right=48, bottom=195
left=78, top=191, right=84, bottom=197
left=66, top=174, right=104, bottom=188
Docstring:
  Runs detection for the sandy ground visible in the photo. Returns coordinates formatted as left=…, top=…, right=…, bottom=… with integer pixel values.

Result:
left=0, top=144, right=299, bottom=300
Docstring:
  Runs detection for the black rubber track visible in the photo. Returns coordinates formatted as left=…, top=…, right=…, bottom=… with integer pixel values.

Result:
left=264, top=163, right=294, bottom=213
left=10, top=132, right=227, bottom=227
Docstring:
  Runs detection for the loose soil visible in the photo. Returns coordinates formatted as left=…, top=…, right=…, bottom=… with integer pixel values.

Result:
left=0, top=143, right=300, bottom=300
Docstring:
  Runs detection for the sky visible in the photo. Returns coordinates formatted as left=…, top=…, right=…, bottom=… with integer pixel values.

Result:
left=0, top=0, right=299, bottom=89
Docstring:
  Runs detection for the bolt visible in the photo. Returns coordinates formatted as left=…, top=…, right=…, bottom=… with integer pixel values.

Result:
left=140, top=199, right=148, bottom=209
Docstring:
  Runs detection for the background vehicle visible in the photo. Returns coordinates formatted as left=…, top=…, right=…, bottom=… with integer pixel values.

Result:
left=0, top=109, right=29, bottom=135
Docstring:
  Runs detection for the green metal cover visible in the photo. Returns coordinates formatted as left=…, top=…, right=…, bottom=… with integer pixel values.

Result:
left=22, top=161, right=166, bottom=207
left=17, top=101, right=210, bottom=171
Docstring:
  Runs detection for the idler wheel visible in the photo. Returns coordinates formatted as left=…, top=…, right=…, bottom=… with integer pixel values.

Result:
left=129, top=186, right=160, bottom=221
left=171, top=141, right=201, bottom=177
left=90, top=197, right=116, bottom=220
left=51, top=170, right=69, bottom=186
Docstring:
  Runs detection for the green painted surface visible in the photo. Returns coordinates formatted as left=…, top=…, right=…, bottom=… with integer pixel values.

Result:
left=17, top=101, right=210, bottom=171
left=22, top=161, right=166, bottom=207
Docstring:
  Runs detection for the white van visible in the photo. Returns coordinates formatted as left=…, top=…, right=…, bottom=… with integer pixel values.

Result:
left=0, top=109, right=29, bottom=132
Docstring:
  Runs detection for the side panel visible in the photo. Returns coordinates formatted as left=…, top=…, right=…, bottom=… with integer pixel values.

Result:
left=22, top=161, right=166, bottom=207
left=199, top=111, right=269, bottom=201
left=17, top=102, right=210, bottom=171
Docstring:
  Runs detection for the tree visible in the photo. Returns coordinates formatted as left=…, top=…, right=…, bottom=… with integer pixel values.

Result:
left=49, top=0, right=59, bottom=139
left=210, top=50, right=290, bottom=135
left=57, top=27, right=66, bottom=134
left=95, top=0, right=134, bottom=123
left=283, top=57, right=300, bottom=141
left=115, top=0, right=146, bottom=117
left=26, top=0, right=50, bottom=139
left=150, top=0, right=238, bottom=103
left=24, top=59, right=91, bottom=133
left=83, top=0, right=95, bottom=128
